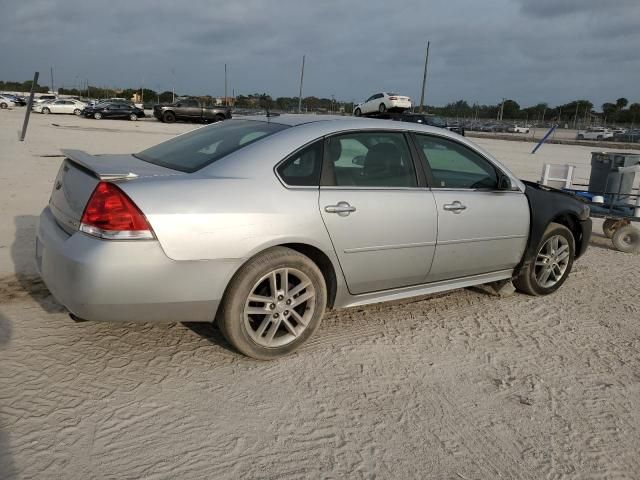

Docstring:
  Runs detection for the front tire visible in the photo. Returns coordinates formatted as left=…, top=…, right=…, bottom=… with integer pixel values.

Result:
left=162, top=111, right=176, bottom=123
left=514, top=223, right=575, bottom=296
left=577, top=134, right=584, bottom=140
left=354, top=108, right=361, bottom=117
left=93, top=112, right=102, bottom=120
left=129, top=113, right=138, bottom=121
left=74, top=108, right=82, bottom=116
left=42, top=107, right=50, bottom=114
left=218, top=247, right=327, bottom=360
left=0, top=102, right=7, bottom=109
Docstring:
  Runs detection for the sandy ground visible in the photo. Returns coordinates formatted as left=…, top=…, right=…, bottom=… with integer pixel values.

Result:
left=1, top=107, right=639, bottom=479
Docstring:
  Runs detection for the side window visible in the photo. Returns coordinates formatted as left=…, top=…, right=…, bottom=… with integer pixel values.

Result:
left=277, top=141, right=323, bottom=187
left=327, top=132, right=417, bottom=188
left=365, top=95, right=375, bottom=102
left=414, top=134, right=498, bottom=189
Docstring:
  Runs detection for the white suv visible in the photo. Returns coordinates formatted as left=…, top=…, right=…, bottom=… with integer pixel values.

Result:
left=354, top=92, right=412, bottom=116
left=577, top=127, right=613, bottom=141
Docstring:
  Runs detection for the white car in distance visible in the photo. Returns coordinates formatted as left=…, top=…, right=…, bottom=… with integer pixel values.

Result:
left=0, top=94, right=16, bottom=109
left=354, top=92, right=412, bottom=116
left=34, top=99, right=87, bottom=116
left=507, top=124, right=530, bottom=134
left=576, top=127, right=614, bottom=141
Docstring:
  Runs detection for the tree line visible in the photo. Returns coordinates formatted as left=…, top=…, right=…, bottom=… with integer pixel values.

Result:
left=3, top=78, right=638, bottom=124
left=430, top=98, right=640, bottom=124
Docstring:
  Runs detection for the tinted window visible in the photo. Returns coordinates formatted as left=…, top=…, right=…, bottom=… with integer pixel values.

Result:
left=414, top=134, right=498, bottom=189
left=180, top=99, right=198, bottom=107
left=327, top=132, right=417, bottom=188
left=136, top=120, right=289, bottom=173
left=277, top=141, right=323, bottom=186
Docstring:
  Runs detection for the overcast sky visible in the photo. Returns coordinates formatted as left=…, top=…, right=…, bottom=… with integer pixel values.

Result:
left=1, top=0, right=639, bottom=108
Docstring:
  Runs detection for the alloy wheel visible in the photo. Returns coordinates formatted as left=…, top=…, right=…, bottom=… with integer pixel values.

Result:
left=534, top=235, right=570, bottom=288
left=243, top=267, right=316, bottom=348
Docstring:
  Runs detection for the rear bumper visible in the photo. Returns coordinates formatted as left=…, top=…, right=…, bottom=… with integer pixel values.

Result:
left=36, top=207, right=236, bottom=323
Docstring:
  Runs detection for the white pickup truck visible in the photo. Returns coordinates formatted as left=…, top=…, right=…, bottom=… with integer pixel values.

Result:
left=576, top=127, right=614, bottom=141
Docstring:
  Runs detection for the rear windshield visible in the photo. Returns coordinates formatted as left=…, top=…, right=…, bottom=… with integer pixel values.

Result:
left=135, top=120, right=289, bottom=172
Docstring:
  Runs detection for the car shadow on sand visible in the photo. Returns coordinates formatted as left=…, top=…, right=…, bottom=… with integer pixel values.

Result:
left=0, top=311, right=17, bottom=479
left=182, top=322, right=238, bottom=355
left=9, top=215, right=65, bottom=313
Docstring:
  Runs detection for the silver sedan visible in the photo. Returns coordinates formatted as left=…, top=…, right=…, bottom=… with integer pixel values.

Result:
left=36, top=115, right=590, bottom=359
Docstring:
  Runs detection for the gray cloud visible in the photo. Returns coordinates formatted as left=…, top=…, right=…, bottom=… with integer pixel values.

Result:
left=0, top=0, right=638, bottom=108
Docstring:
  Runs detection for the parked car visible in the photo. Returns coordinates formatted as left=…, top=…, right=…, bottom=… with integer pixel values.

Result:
left=395, top=113, right=465, bottom=136
left=0, top=94, right=16, bottom=109
left=1, top=93, right=26, bottom=106
left=36, top=115, right=592, bottom=359
left=153, top=98, right=232, bottom=123
left=353, top=92, right=412, bottom=116
left=507, top=125, right=530, bottom=134
left=83, top=102, right=145, bottom=120
left=576, top=127, right=613, bottom=141
left=34, top=98, right=86, bottom=115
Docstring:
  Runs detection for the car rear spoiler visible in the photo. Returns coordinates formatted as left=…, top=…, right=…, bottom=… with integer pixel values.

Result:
left=62, top=149, right=138, bottom=181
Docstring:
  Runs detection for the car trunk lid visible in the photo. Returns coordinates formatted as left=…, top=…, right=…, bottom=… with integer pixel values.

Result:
left=49, top=149, right=182, bottom=234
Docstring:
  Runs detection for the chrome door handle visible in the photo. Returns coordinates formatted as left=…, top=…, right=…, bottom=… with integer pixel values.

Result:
left=443, top=201, right=467, bottom=213
left=325, top=201, right=356, bottom=216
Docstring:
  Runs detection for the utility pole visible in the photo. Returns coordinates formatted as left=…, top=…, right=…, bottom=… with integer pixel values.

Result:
left=50, top=67, right=54, bottom=94
left=224, top=64, right=228, bottom=106
left=171, top=67, right=175, bottom=103
left=418, top=41, right=430, bottom=113
left=298, top=55, right=305, bottom=113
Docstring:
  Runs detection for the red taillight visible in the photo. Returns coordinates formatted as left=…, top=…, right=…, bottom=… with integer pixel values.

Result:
left=389, top=96, right=398, bottom=100
left=80, top=182, right=154, bottom=239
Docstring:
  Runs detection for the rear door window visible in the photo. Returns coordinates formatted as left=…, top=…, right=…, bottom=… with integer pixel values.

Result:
left=326, top=132, right=417, bottom=188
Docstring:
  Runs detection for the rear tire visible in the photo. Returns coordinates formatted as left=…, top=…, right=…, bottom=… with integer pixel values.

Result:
left=129, top=113, right=138, bottom=121
left=378, top=103, right=386, bottom=113
left=612, top=225, right=640, bottom=253
left=0, top=102, right=7, bottom=109
left=93, top=112, right=102, bottom=120
left=514, top=222, right=575, bottom=296
left=218, top=247, right=327, bottom=360
left=354, top=108, right=361, bottom=117
left=162, top=111, right=176, bottom=123
left=214, top=114, right=225, bottom=122
left=597, top=135, right=603, bottom=141
left=577, top=134, right=584, bottom=140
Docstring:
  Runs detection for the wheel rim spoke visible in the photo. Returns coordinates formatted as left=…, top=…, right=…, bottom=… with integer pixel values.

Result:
left=292, top=290, right=314, bottom=307
left=255, top=315, right=273, bottom=337
left=281, top=317, right=298, bottom=337
left=248, top=293, right=273, bottom=304
left=288, top=280, right=311, bottom=298
left=289, top=308, right=306, bottom=326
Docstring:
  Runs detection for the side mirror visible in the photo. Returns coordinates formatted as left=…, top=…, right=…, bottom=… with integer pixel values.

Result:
left=497, top=174, right=512, bottom=191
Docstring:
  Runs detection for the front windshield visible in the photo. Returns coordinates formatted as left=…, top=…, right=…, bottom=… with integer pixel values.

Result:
left=135, top=120, right=289, bottom=172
